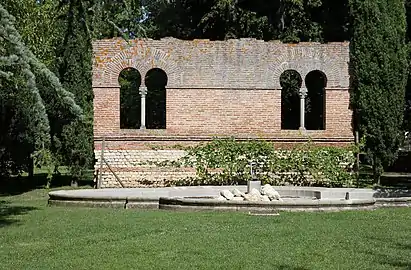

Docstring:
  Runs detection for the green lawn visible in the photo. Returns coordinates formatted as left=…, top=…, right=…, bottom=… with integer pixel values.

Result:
left=1, top=189, right=411, bottom=270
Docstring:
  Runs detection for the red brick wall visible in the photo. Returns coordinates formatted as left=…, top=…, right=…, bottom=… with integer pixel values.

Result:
left=93, top=87, right=119, bottom=135
left=93, top=87, right=352, bottom=139
left=92, top=38, right=353, bottom=187
left=93, top=38, right=350, bottom=90
left=166, top=89, right=281, bottom=135
left=93, top=38, right=352, bottom=142
left=325, top=89, right=352, bottom=137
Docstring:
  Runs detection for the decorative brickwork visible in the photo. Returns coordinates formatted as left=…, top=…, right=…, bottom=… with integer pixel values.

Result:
left=92, top=38, right=352, bottom=188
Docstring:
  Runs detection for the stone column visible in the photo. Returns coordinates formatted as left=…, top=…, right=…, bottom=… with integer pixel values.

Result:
left=139, top=86, right=147, bottom=129
left=299, top=87, right=308, bottom=131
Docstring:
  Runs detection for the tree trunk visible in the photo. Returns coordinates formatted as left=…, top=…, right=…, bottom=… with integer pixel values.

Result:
left=28, top=157, right=34, bottom=179
left=355, top=131, right=360, bottom=187
left=372, top=156, right=381, bottom=186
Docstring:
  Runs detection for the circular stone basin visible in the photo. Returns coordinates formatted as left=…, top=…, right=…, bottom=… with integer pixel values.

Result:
left=158, top=196, right=376, bottom=213
left=46, top=186, right=395, bottom=212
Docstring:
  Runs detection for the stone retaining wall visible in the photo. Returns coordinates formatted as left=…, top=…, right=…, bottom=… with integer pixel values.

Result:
left=94, top=149, right=195, bottom=188
left=94, top=144, right=353, bottom=188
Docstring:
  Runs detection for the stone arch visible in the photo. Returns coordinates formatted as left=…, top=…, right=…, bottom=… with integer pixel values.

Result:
left=269, top=48, right=342, bottom=89
left=102, top=45, right=180, bottom=88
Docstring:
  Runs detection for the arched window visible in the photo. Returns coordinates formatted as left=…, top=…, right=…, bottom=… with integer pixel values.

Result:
left=145, top=68, right=167, bottom=129
left=305, top=70, right=327, bottom=130
left=280, top=70, right=302, bottom=130
left=119, top=68, right=141, bottom=129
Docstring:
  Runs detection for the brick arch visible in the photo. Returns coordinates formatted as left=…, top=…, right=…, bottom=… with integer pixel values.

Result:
left=103, top=45, right=180, bottom=88
left=269, top=50, right=342, bottom=89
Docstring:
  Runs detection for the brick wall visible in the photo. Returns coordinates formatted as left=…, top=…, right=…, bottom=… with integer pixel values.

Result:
left=93, top=38, right=349, bottom=89
left=94, top=149, right=195, bottom=188
left=92, top=38, right=353, bottom=188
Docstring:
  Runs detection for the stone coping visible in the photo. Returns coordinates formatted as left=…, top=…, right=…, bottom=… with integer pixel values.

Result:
left=47, top=186, right=406, bottom=212
left=48, top=186, right=374, bottom=201
left=159, top=197, right=377, bottom=213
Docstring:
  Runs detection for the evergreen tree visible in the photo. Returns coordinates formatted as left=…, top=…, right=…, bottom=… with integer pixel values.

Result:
left=0, top=4, right=81, bottom=178
left=349, top=0, right=408, bottom=183
left=56, top=0, right=94, bottom=184
left=0, top=4, right=49, bottom=176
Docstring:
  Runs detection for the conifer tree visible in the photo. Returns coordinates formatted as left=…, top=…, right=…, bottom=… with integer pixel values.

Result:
left=56, top=0, right=94, bottom=184
left=0, top=4, right=81, bottom=177
left=349, top=0, right=408, bottom=183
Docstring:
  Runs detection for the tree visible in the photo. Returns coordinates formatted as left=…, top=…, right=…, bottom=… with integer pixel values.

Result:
left=0, top=4, right=81, bottom=177
left=349, top=0, right=408, bottom=183
left=3, top=0, right=84, bottom=181
left=1, top=0, right=61, bottom=68
left=146, top=0, right=275, bottom=40
left=92, top=0, right=148, bottom=39
left=55, top=0, right=95, bottom=185
left=236, top=0, right=350, bottom=42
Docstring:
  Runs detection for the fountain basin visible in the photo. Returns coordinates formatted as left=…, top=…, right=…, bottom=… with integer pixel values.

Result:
left=158, top=196, right=376, bottom=213
left=47, top=186, right=392, bottom=212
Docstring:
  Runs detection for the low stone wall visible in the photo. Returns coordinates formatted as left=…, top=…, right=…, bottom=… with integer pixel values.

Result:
left=94, top=144, right=354, bottom=188
left=94, top=149, right=195, bottom=188
left=97, top=169, right=196, bottom=188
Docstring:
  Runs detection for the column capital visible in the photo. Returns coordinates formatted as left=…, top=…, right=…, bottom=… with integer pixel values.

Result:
left=139, top=86, right=148, bottom=96
left=298, top=87, right=308, bottom=98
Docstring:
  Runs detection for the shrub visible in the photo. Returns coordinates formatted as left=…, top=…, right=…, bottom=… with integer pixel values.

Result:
left=161, top=138, right=356, bottom=187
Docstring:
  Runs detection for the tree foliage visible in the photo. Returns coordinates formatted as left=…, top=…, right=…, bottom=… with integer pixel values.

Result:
left=0, top=4, right=81, bottom=176
left=146, top=0, right=275, bottom=40
left=92, top=0, right=148, bottom=39
left=146, top=0, right=350, bottom=42
left=1, top=0, right=61, bottom=68
left=2, top=0, right=411, bottom=182
left=349, top=0, right=408, bottom=182
left=54, top=0, right=95, bottom=182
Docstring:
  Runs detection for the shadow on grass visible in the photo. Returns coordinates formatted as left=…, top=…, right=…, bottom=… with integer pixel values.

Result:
left=396, top=242, right=411, bottom=251
left=0, top=173, right=94, bottom=196
left=364, top=236, right=411, bottom=269
left=369, top=255, right=411, bottom=270
left=360, top=250, right=411, bottom=270
left=277, top=265, right=309, bottom=270
left=0, top=200, right=37, bottom=228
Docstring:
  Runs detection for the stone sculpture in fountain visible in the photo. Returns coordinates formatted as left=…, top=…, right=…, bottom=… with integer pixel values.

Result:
left=218, top=184, right=283, bottom=202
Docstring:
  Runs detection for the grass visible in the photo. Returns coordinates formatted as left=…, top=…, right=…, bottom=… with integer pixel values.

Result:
left=1, top=188, right=411, bottom=270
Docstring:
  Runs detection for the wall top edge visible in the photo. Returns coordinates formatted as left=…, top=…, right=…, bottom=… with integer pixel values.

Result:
left=91, top=86, right=350, bottom=91
left=93, top=135, right=354, bottom=142
left=92, top=37, right=350, bottom=46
